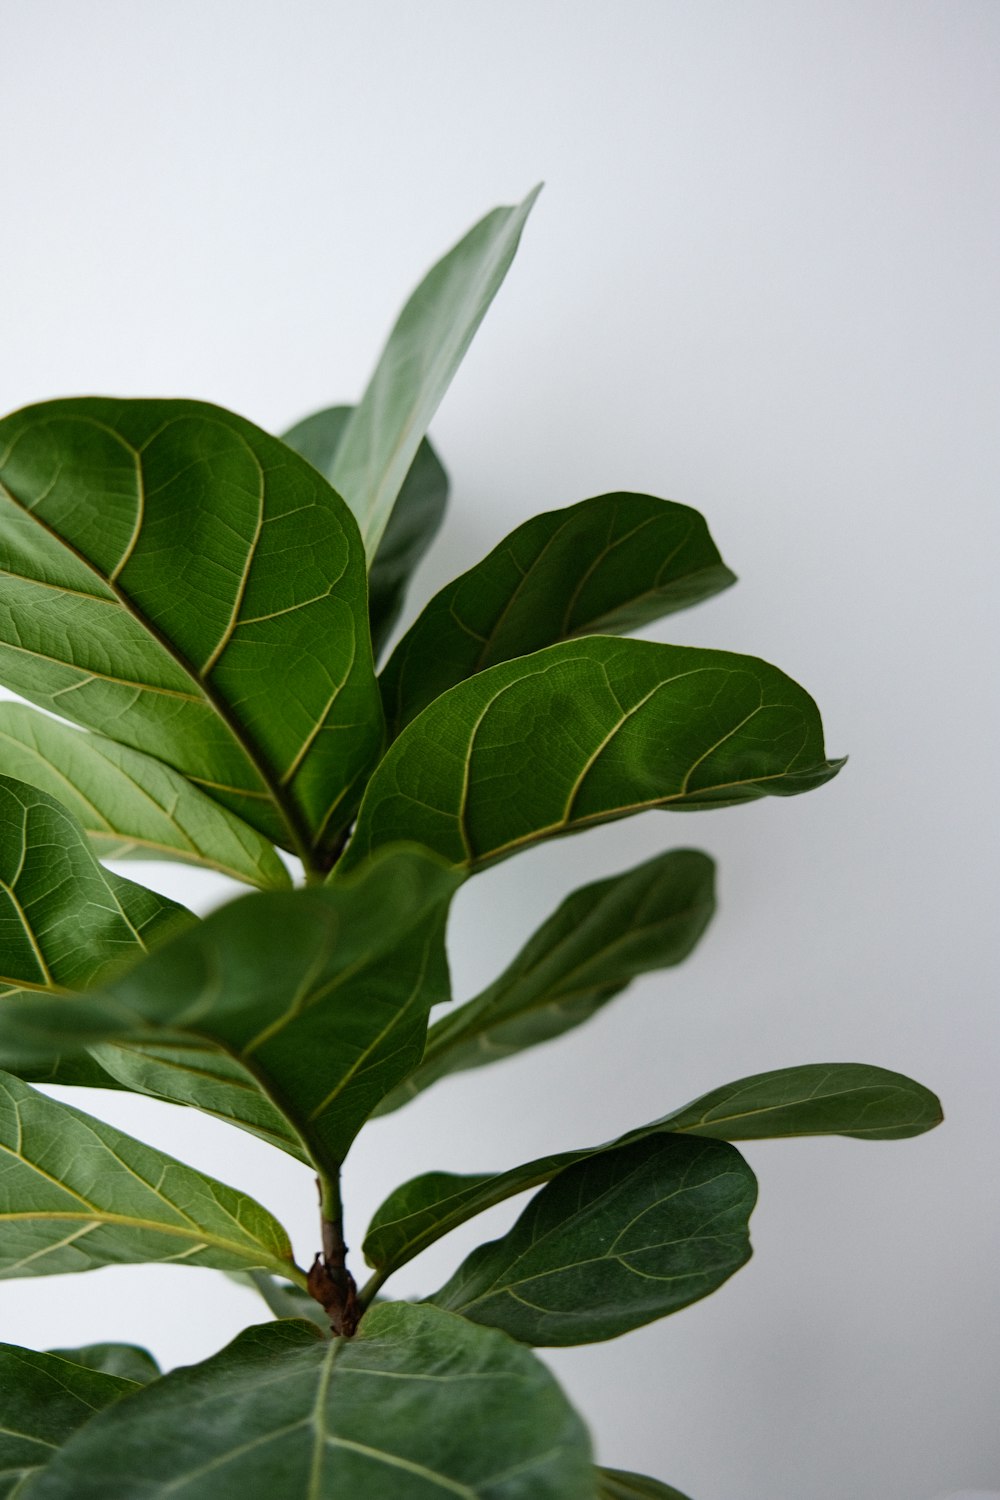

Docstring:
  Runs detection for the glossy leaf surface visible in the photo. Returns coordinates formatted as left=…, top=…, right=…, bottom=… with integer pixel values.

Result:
left=381, top=491, right=736, bottom=733
left=329, top=188, right=539, bottom=560
left=0, top=397, right=383, bottom=866
left=378, top=849, right=715, bottom=1114
left=430, top=1134, right=756, bottom=1345
left=283, top=404, right=448, bottom=656
left=345, top=637, right=844, bottom=873
left=45, top=1342, right=161, bottom=1385
left=597, top=1470, right=692, bottom=1500
left=28, top=1306, right=595, bottom=1500
left=0, top=1070, right=299, bottom=1280
left=0, top=703, right=290, bottom=888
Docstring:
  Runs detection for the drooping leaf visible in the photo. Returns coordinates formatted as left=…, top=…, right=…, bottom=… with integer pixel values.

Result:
left=378, top=848, right=715, bottom=1115
left=0, top=1069, right=300, bottom=1281
left=27, top=1306, right=596, bottom=1500
left=381, top=491, right=736, bottom=734
left=344, top=637, right=844, bottom=874
left=45, top=1342, right=160, bottom=1385
left=0, top=848, right=461, bottom=1173
left=430, top=1133, right=756, bottom=1345
left=597, top=1469, right=693, bottom=1500
left=0, top=703, right=290, bottom=889
left=282, top=404, right=448, bottom=656
left=329, top=188, right=540, bottom=560
left=0, top=397, right=384, bottom=869
left=0, top=1342, right=138, bottom=1498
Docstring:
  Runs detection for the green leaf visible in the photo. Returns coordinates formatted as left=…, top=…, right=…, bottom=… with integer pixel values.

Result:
left=27, top=1306, right=596, bottom=1500
left=345, top=637, right=845, bottom=874
left=330, top=188, right=540, bottom=560
left=45, top=1342, right=161, bottom=1384
left=0, top=703, right=290, bottom=889
left=597, top=1469, right=693, bottom=1500
left=0, top=848, right=461, bottom=1172
left=0, top=1342, right=138, bottom=1498
left=228, top=1269, right=330, bottom=1329
left=282, top=404, right=448, bottom=657
left=0, top=397, right=384, bottom=869
left=430, top=1133, right=756, bottom=1345
left=381, top=491, right=736, bottom=734
left=0, top=1068, right=300, bottom=1281
left=377, top=848, right=715, bottom=1115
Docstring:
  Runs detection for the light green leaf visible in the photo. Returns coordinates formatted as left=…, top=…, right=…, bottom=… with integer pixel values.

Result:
left=381, top=491, right=736, bottom=734
left=45, top=1342, right=161, bottom=1384
left=0, top=703, right=290, bottom=889
left=0, top=397, right=384, bottom=870
left=430, top=1134, right=756, bottom=1345
left=597, top=1469, right=693, bottom=1500
left=0, top=848, right=461, bottom=1173
left=330, top=188, right=540, bottom=560
left=345, top=637, right=844, bottom=874
left=27, top=1306, right=595, bottom=1500
left=0, top=1342, right=138, bottom=1498
left=377, top=849, right=715, bottom=1115
left=283, top=404, right=448, bottom=657
left=0, top=1069, right=300, bottom=1281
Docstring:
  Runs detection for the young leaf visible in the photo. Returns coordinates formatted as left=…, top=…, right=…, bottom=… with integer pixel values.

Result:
left=430, top=1134, right=756, bottom=1346
left=283, top=404, right=448, bottom=656
left=377, top=848, right=715, bottom=1115
left=45, top=1342, right=161, bottom=1384
left=0, top=1069, right=300, bottom=1281
left=381, top=491, right=736, bottom=734
left=0, top=1343, right=138, bottom=1498
left=344, top=637, right=845, bottom=873
left=329, top=187, right=540, bottom=560
left=26, top=1306, right=596, bottom=1500
left=0, top=703, right=291, bottom=889
left=597, top=1469, right=693, bottom=1500
left=0, top=397, right=384, bottom=870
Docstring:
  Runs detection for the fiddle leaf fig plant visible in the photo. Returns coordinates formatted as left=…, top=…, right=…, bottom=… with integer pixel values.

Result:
left=0, top=191, right=940, bottom=1499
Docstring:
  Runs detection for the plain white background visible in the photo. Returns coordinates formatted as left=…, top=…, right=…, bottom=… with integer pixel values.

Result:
left=2, top=3, right=998, bottom=1497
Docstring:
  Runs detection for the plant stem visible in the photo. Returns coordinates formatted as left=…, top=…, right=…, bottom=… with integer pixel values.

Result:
left=356, top=1266, right=389, bottom=1312
left=307, top=1170, right=360, bottom=1338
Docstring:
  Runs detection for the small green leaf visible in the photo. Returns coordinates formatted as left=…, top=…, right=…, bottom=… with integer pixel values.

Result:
left=377, top=848, right=715, bottom=1114
left=0, top=1069, right=300, bottom=1281
left=46, top=1342, right=161, bottom=1384
left=0, top=703, right=290, bottom=889
left=430, top=1134, right=756, bottom=1345
left=228, top=1269, right=330, bottom=1328
left=330, top=188, right=540, bottom=560
left=283, top=404, right=448, bottom=657
left=344, top=637, right=844, bottom=874
left=381, top=491, right=736, bottom=734
left=27, top=1306, right=595, bottom=1500
left=597, top=1469, right=693, bottom=1500
left=0, top=1342, right=138, bottom=1497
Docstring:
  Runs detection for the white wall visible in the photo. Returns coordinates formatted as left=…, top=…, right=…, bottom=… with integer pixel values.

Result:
left=2, top=3, right=998, bottom=1497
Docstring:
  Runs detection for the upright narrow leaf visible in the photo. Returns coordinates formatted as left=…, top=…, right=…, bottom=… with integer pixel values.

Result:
left=345, top=637, right=844, bottom=873
left=27, top=1306, right=596, bottom=1500
left=381, top=491, right=736, bottom=734
left=0, top=397, right=384, bottom=866
left=377, top=848, right=715, bottom=1114
left=330, top=188, right=540, bottom=559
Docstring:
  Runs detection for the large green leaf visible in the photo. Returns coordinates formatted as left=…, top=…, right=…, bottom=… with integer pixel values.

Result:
left=330, top=188, right=540, bottom=560
left=26, top=1306, right=596, bottom=1500
left=597, top=1470, right=693, bottom=1500
left=0, top=1343, right=138, bottom=1498
left=344, top=637, right=844, bottom=874
left=0, top=1069, right=300, bottom=1281
left=430, top=1134, right=756, bottom=1345
left=0, top=397, right=383, bottom=870
left=0, top=848, right=461, bottom=1172
left=381, top=491, right=736, bottom=734
left=378, top=848, right=715, bottom=1115
left=0, top=703, right=290, bottom=889
left=46, top=1342, right=161, bottom=1385
left=283, top=404, right=448, bottom=657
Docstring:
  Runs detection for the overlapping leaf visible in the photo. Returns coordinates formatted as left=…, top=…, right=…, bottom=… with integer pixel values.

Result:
left=26, top=1306, right=595, bottom=1500
left=46, top=1342, right=161, bottom=1384
left=283, top=404, right=448, bottom=656
left=381, top=491, right=736, bottom=734
left=0, top=1069, right=299, bottom=1280
left=328, top=188, right=539, bottom=559
left=378, top=848, right=715, bottom=1114
left=430, top=1134, right=756, bottom=1345
left=0, top=703, right=290, bottom=888
left=597, top=1470, right=693, bottom=1500
left=0, top=397, right=383, bottom=867
left=345, top=637, right=844, bottom=873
